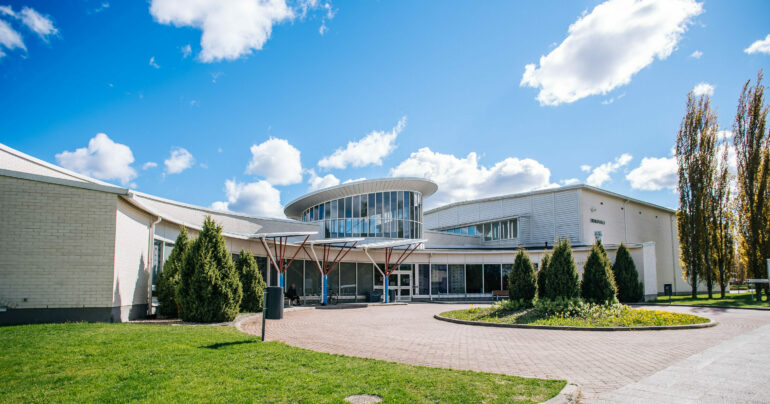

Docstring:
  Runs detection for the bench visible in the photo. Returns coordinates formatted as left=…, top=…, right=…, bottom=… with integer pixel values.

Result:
left=747, top=279, right=769, bottom=302
left=492, top=290, right=509, bottom=301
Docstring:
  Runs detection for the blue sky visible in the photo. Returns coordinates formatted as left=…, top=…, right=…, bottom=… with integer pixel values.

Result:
left=1, top=0, right=768, bottom=217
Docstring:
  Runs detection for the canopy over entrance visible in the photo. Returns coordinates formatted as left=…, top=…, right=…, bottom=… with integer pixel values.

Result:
left=253, top=231, right=317, bottom=288
left=358, top=239, right=427, bottom=303
left=302, top=238, right=364, bottom=305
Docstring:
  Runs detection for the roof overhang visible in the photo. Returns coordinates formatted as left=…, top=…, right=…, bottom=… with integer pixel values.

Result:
left=357, top=238, right=428, bottom=249
left=283, top=177, right=438, bottom=220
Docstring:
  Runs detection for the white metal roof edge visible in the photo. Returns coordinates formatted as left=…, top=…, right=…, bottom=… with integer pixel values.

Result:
left=357, top=238, right=428, bottom=249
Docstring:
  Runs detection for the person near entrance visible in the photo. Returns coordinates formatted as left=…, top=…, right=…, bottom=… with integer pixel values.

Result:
left=285, top=283, right=300, bottom=306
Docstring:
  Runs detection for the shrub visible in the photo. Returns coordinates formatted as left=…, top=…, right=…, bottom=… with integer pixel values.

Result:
left=509, top=249, right=537, bottom=306
left=580, top=241, right=618, bottom=304
left=235, top=250, right=265, bottom=312
left=536, top=253, right=550, bottom=298
left=156, top=226, right=189, bottom=318
left=534, top=297, right=586, bottom=317
left=179, top=217, right=243, bottom=322
left=612, top=243, right=645, bottom=302
left=542, top=238, right=580, bottom=300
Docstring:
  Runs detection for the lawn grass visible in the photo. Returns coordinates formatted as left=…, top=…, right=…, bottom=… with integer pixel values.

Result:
left=441, top=305, right=709, bottom=328
left=651, top=292, right=769, bottom=309
left=0, top=323, right=564, bottom=403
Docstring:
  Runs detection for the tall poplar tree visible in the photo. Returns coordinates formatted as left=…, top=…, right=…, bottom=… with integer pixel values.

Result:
left=712, top=141, right=736, bottom=298
left=676, top=92, right=719, bottom=298
left=733, top=71, right=770, bottom=284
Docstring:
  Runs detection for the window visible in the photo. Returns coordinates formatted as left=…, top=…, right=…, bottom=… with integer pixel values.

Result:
left=418, top=264, right=430, bottom=295
left=466, top=264, right=483, bottom=293
left=286, top=260, right=304, bottom=294
left=501, top=264, right=512, bottom=291
left=390, top=191, right=398, bottom=222
left=501, top=220, right=508, bottom=239
left=397, top=191, right=404, bottom=219
left=339, top=263, right=356, bottom=296
left=353, top=195, right=360, bottom=218
left=431, top=264, right=448, bottom=294
left=362, top=195, right=368, bottom=217
left=484, top=264, right=501, bottom=293
left=353, top=219, right=360, bottom=237
left=337, top=198, right=344, bottom=218
left=345, top=197, right=352, bottom=218
left=319, top=203, right=325, bottom=220
left=357, top=263, right=373, bottom=296
left=304, top=262, right=320, bottom=296
left=345, top=219, right=352, bottom=237
left=510, top=219, right=518, bottom=238
left=383, top=192, right=390, bottom=220
left=449, top=264, right=465, bottom=294
left=368, top=193, right=375, bottom=218
left=376, top=192, right=383, bottom=216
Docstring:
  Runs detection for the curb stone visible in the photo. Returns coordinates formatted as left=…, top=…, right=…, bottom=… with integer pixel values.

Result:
left=433, top=314, right=718, bottom=331
left=542, top=383, right=580, bottom=404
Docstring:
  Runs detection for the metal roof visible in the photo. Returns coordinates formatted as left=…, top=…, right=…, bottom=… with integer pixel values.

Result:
left=283, top=177, right=438, bottom=219
left=356, top=239, right=428, bottom=249
left=306, top=237, right=365, bottom=245
left=251, top=231, right=318, bottom=238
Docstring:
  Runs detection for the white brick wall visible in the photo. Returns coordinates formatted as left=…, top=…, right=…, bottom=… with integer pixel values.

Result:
left=0, top=175, right=117, bottom=309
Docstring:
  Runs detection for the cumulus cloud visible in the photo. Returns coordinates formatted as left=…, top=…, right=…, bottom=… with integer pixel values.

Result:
left=561, top=178, right=580, bottom=185
left=211, top=179, right=284, bottom=218
left=585, top=153, right=633, bottom=187
left=0, top=19, right=25, bottom=58
left=149, top=0, right=294, bottom=62
left=164, top=147, right=195, bottom=174
left=55, top=133, right=137, bottom=185
left=692, top=82, right=714, bottom=96
left=19, top=7, right=57, bottom=40
left=307, top=169, right=340, bottom=192
left=318, top=117, right=405, bottom=170
left=142, top=161, right=158, bottom=170
left=521, top=0, right=702, bottom=106
left=626, top=156, right=677, bottom=190
left=690, top=50, right=702, bottom=58
left=246, top=137, right=303, bottom=185
left=181, top=43, right=191, bottom=58
left=390, top=147, right=554, bottom=209
left=343, top=177, right=366, bottom=184
left=745, top=34, right=770, bottom=55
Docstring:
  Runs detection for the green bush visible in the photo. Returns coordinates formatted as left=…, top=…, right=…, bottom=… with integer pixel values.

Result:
left=580, top=241, right=618, bottom=304
left=156, top=226, right=189, bottom=318
left=541, top=238, right=580, bottom=300
left=536, top=253, right=550, bottom=298
left=509, top=249, right=537, bottom=307
left=612, top=244, right=644, bottom=302
left=235, top=250, right=265, bottom=312
left=179, top=217, right=243, bottom=322
left=533, top=297, right=586, bottom=317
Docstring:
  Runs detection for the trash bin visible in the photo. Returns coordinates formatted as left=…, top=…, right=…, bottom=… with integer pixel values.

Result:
left=264, top=286, right=284, bottom=320
left=369, top=290, right=382, bottom=303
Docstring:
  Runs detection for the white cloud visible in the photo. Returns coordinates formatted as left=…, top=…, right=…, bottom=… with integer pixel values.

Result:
left=0, top=19, right=24, bottom=58
left=343, top=177, right=366, bottom=184
left=745, top=34, right=770, bottom=55
left=390, top=147, right=554, bottom=209
left=164, top=147, right=195, bottom=174
left=0, top=6, right=15, bottom=17
left=307, top=169, right=340, bottom=191
left=211, top=179, right=284, bottom=218
left=690, top=50, right=702, bottom=58
left=691, top=82, right=714, bottom=96
left=586, top=153, right=633, bottom=187
left=149, top=56, right=160, bottom=69
left=319, top=117, right=405, bottom=170
left=626, top=156, right=677, bottom=190
left=521, top=0, right=702, bottom=106
left=149, top=0, right=294, bottom=62
left=19, top=7, right=57, bottom=40
left=142, top=161, right=158, bottom=170
left=246, top=137, right=303, bottom=185
left=580, top=164, right=592, bottom=172
left=181, top=43, right=191, bottom=58
left=561, top=178, right=580, bottom=185
left=55, top=133, right=137, bottom=185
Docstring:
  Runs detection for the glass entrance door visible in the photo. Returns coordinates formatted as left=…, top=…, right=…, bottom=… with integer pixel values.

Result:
left=375, top=265, right=413, bottom=302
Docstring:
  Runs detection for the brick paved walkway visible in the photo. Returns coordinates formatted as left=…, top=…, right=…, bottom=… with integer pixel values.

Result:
left=239, top=303, right=770, bottom=399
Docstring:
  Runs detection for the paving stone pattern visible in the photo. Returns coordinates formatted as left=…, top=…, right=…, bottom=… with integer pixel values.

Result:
left=240, top=303, right=770, bottom=400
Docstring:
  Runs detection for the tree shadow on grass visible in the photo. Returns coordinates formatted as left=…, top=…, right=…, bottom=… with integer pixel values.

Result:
left=201, top=340, right=257, bottom=350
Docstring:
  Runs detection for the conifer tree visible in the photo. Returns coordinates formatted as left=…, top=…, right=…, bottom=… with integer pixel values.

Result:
left=543, top=238, right=580, bottom=300
left=509, top=249, right=537, bottom=306
left=179, top=217, right=243, bottom=322
left=537, top=253, right=550, bottom=299
left=612, top=244, right=644, bottom=303
left=156, top=226, right=189, bottom=318
left=236, top=250, right=265, bottom=312
left=580, top=241, right=617, bottom=304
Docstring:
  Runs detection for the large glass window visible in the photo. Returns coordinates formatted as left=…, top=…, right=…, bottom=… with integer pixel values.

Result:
left=328, top=266, right=340, bottom=295
left=383, top=192, right=390, bottom=220
left=418, top=264, right=430, bottom=295
left=304, top=261, right=321, bottom=296
left=357, top=263, right=373, bottom=296
left=339, top=263, right=356, bottom=296
left=286, top=260, right=304, bottom=293
left=361, top=195, right=368, bottom=217
left=484, top=264, right=501, bottom=293
left=431, top=264, right=448, bottom=294
left=397, top=191, right=404, bottom=219
left=353, top=195, right=360, bottom=217
left=336, top=198, right=343, bottom=218
left=345, top=197, right=352, bottom=218
left=449, top=264, right=465, bottom=294
left=390, top=191, right=398, bottom=222
left=501, top=264, right=512, bottom=291
left=466, top=264, right=483, bottom=293
left=376, top=192, right=383, bottom=216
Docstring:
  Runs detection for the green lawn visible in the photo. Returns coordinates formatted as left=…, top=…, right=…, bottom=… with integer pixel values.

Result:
left=651, top=292, right=769, bottom=309
left=441, top=305, right=709, bottom=328
left=0, top=323, right=564, bottom=403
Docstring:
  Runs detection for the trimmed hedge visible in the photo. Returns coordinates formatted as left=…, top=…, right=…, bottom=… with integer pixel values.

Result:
left=156, top=226, right=189, bottom=318
left=235, top=250, right=265, bottom=312
left=580, top=241, right=618, bottom=304
left=613, top=243, right=644, bottom=303
left=179, top=217, right=243, bottom=322
left=509, top=249, right=537, bottom=307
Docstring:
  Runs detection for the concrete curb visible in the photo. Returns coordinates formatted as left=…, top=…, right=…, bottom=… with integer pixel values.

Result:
left=433, top=314, right=718, bottom=331
left=632, top=303, right=770, bottom=311
left=542, top=382, right=580, bottom=404
left=315, top=302, right=408, bottom=309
